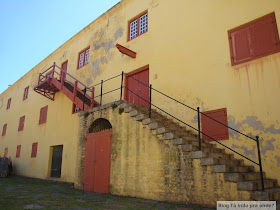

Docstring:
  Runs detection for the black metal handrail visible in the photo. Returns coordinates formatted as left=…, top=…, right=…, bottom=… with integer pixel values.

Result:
left=82, top=71, right=265, bottom=191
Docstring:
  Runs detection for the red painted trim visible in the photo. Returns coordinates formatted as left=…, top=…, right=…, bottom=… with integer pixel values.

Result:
left=127, top=10, right=148, bottom=42
left=77, top=46, right=90, bottom=70
left=116, top=44, right=137, bottom=58
left=228, top=12, right=280, bottom=66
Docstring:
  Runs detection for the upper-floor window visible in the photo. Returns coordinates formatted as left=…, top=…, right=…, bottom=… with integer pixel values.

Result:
left=2, top=124, right=7, bottom=136
left=39, top=106, right=48, bottom=124
left=228, top=12, right=280, bottom=66
left=7, top=98, right=11, bottom=109
left=23, top=86, right=29, bottom=100
left=18, top=116, right=25, bottom=131
left=78, top=47, right=90, bottom=69
left=128, top=11, right=148, bottom=41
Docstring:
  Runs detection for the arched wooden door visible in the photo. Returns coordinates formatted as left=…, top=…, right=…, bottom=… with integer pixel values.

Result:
left=83, top=119, right=112, bottom=193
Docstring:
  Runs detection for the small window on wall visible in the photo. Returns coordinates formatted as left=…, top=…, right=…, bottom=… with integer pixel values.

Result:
left=18, top=116, right=25, bottom=131
left=78, top=47, right=90, bottom=69
left=7, top=98, right=11, bottom=109
left=72, top=103, right=81, bottom=114
left=128, top=11, right=148, bottom=41
left=31, top=142, right=38, bottom=158
left=2, top=124, right=7, bottom=136
left=39, top=106, right=48, bottom=124
left=23, top=86, right=29, bottom=100
left=16, top=145, right=21, bottom=158
left=201, top=108, right=229, bottom=141
left=4, top=147, right=8, bottom=158
left=228, top=12, right=280, bottom=66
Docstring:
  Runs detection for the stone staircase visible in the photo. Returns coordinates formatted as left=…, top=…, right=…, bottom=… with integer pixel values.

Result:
left=119, top=101, right=280, bottom=201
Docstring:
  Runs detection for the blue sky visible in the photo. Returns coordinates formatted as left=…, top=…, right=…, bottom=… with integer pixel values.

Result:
left=0, top=0, right=120, bottom=94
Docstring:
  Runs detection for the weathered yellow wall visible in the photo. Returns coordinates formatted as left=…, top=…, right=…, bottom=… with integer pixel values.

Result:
left=0, top=0, right=280, bottom=185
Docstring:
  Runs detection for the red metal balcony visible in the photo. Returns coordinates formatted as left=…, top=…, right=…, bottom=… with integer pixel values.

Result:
left=34, top=63, right=99, bottom=111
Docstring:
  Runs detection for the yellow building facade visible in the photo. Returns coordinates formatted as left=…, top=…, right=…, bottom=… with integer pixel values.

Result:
left=1, top=0, right=280, bottom=205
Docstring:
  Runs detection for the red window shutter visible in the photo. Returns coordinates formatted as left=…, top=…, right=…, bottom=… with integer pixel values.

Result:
left=201, top=108, right=229, bottom=141
left=7, top=98, right=11, bottom=109
left=31, top=142, right=38, bottom=158
left=251, top=14, right=280, bottom=56
left=18, top=116, right=25, bottom=131
left=39, top=106, right=48, bottom=124
left=16, top=145, right=21, bottom=158
left=23, top=86, right=29, bottom=100
left=230, top=26, right=253, bottom=64
left=4, top=148, right=8, bottom=158
left=2, top=124, right=7, bottom=136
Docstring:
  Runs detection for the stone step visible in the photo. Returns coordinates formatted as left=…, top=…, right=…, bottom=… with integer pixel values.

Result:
left=124, top=106, right=133, bottom=113
left=212, top=165, right=252, bottom=173
left=119, top=103, right=129, bottom=109
left=237, top=179, right=278, bottom=191
left=224, top=172, right=266, bottom=182
left=181, top=143, right=217, bottom=152
left=130, top=110, right=138, bottom=117
left=201, top=157, right=244, bottom=166
left=190, top=151, right=233, bottom=160
left=149, top=122, right=158, bottom=130
left=142, top=118, right=151, bottom=125
left=136, top=114, right=145, bottom=121
left=251, top=187, right=280, bottom=201
left=163, top=132, right=174, bottom=140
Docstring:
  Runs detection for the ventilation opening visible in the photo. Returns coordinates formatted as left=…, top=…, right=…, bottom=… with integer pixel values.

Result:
left=88, top=118, right=112, bottom=133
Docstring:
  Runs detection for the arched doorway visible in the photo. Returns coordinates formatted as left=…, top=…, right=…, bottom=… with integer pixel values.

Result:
left=83, top=118, right=112, bottom=193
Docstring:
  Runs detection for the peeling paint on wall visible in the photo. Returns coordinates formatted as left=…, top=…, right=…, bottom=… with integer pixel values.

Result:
left=114, top=28, right=123, bottom=41
left=232, top=144, right=256, bottom=159
left=228, top=115, right=280, bottom=138
left=86, top=78, right=93, bottom=86
left=91, top=60, right=101, bottom=79
left=275, top=156, right=280, bottom=167
left=260, top=138, right=275, bottom=156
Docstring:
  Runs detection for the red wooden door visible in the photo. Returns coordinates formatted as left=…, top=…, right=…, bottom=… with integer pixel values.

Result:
left=61, top=61, right=68, bottom=81
left=83, top=130, right=112, bottom=193
left=125, top=67, right=149, bottom=107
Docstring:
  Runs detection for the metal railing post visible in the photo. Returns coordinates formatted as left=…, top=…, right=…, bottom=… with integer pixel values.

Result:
left=197, top=107, right=201, bottom=150
left=100, top=80, right=103, bottom=106
left=120, top=71, right=124, bottom=101
left=256, top=136, right=265, bottom=191
left=83, top=88, right=86, bottom=111
left=91, top=87, right=95, bottom=108
left=52, top=62, right=56, bottom=78
left=149, top=85, right=152, bottom=118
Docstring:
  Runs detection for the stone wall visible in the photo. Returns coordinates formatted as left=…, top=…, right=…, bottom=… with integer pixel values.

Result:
left=75, top=101, right=251, bottom=207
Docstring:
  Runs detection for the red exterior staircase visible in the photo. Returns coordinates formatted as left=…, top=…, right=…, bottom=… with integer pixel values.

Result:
left=34, top=63, right=99, bottom=110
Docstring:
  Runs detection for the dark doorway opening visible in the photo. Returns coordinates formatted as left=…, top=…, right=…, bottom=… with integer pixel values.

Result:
left=50, top=145, right=63, bottom=178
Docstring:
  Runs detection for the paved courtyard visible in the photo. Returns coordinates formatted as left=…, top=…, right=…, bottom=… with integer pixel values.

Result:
left=0, top=175, right=214, bottom=210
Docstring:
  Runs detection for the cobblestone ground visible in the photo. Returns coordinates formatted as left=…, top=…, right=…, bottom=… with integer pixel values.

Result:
left=0, top=175, right=214, bottom=210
